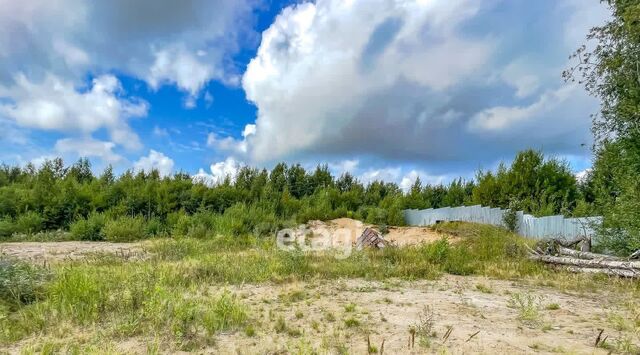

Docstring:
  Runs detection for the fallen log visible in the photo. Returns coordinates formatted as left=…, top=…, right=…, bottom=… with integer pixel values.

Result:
left=563, top=266, right=639, bottom=278
left=554, top=236, right=588, bottom=248
left=535, top=236, right=590, bottom=255
left=529, top=254, right=640, bottom=271
left=557, top=247, right=623, bottom=261
left=631, top=249, right=640, bottom=260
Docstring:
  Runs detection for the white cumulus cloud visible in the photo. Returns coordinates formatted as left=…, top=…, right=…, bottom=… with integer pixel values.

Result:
left=54, top=137, right=124, bottom=164
left=231, top=0, right=608, bottom=173
left=0, top=74, right=147, bottom=150
left=193, top=157, right=242, bottom=186
left=133, top=150, right=175, bottom=177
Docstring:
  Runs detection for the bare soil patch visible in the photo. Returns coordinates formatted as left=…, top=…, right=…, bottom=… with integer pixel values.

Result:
left=0, top=241, right=145, bottom=263
left=212, top=276, right=638, bottom=354
left=304, top=218, right=455, bottom=247
left=96, top=275, right=639, bottom=354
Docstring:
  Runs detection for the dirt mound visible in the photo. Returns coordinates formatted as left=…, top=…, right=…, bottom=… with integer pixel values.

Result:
left=304, top=218, right=453, bottom=247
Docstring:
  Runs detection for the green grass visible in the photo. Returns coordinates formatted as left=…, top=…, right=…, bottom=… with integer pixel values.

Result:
left=1, top=222, right=639, bottom=350
left=509, top=292, right=542, bottom=324
left=343, top=317, right=360, bottom=328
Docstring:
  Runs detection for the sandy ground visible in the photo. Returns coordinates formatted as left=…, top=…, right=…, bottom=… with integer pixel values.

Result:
left=107, top=275, right=638, bottom=354
left=301, top=218, right=454, bottom=247
left=0, top=219, right=447, bottom=264
left=0, top=241, right=145, bottom=263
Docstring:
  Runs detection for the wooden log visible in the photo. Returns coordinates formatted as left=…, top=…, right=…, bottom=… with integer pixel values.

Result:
left=563, top=266, right=639, bottom=278
left=529, top=254, right=640, bottom=270
left=553, top=236, right=587, bottom=248
left=630, top=249, right=640, bottom=260
left=557, top=247, right=623, bottom=261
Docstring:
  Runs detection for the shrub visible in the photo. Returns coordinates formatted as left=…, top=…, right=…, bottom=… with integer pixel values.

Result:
left=502, top=199, right=519, bottom=233
left=14, top=211, right=44, bottom=235
left=70, top=213, right=106, bottom=241
left=421, top=238, right=450, bottom=264
left=171, top=213, right=193, bottom=237
left=218, top=203, right=282, bottom=237
left=0, top=218, right=14, bottom=239
left=145, top=217, right=165, bottom=237
left=103, top=216, right=148, bottom=242
left=0, top=257, right=50, bottom=309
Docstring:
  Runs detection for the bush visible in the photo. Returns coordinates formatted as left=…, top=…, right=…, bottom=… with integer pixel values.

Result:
left=145, top=217, right=166, bottom=237
left=0, top=218, right=15, bottom=239
left=171, top=213, right=193, bottom=237
left=103, top=216, right=148, bottom=242
left=0, top=257, right=50, bottom=309
left=70, top=213, right=106, bottom=241
left=218, top=203, right=282, bottom=237
left=502, top=199, right=519, bottom=233
left=14, top=211, right=44, bottom=235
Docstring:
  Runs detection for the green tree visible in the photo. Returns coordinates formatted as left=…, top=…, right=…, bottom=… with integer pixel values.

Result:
left=565, top=0, right=640, bottom=253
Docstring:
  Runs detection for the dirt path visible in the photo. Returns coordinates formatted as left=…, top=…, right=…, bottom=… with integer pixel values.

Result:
left=0, top=241, right=145, bottom=263
left=207, top=275, right=637, bottom=354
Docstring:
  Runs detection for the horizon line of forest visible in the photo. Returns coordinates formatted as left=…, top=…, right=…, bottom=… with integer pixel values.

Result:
left=0, top=148, right=604, bottom=246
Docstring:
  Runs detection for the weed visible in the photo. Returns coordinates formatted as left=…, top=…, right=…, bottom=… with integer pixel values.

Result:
left=545, top=303, right=560, bottom=310
left=475, top=283, right=492, bottom=294
left=344, top=317, right=360, bottom=328
left=280, top=290, right=307, bottom=303
left=608, top=313, right=632, bottom=331
left=509, top=292, right=541, bottom=324
left=344, top=303, right=356, bottom=312
left=324, top=311, right=336, bottom=322
left=287, top=327, right=302, bottom=337
left=274, top=316, right=287, bottom=333
left=0, top=257, right=50, bottom=309
left=295, top=310, right=304, bottom=319
left=413, top=306, right=435, bottom=337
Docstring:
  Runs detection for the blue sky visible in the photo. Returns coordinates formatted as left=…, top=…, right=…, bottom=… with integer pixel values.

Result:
left=0, top=0, right=609, bottom=188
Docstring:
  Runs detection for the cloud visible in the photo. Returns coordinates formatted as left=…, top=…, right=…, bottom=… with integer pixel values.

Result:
left=242, top=124, right=257, bottom=138
left=328, top=159, right=360, bottom=177
left=133, top=150, right=175, bottom=177
left=193, top=157, right=241, bottom=186
left=152, top=126, right=169, bottom=138
left=0, top=74, right=147, bottom=150
left=468, top=85, right=574, bottom=131
left=206, top=124, right=257, bottom=155
left=54, top=137, right=124, bottom=165
left=575, top=168, right=591, bottom=183
left=0, top=118, right=29, bottom=145
left=0, top=0, right=255, bottom=104
left=147, top=45, right=218, bottom=107
left=234, top=0, right=608, bottom=172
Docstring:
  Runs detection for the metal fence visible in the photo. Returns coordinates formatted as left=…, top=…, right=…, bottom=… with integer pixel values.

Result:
left=403, top=205, right=602, bottom=241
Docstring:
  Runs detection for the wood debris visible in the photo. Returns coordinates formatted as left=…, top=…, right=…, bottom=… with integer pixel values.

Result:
left=529, top=238, right=640, bottom=278
left=356, top=228, right=388, bottom=249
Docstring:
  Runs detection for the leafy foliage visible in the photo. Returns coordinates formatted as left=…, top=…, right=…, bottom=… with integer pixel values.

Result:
left=0, top=258, right=50, bottom=310
left=565, top=0, right=640, bottom=254
left=0, top=149, right=587, bottom=241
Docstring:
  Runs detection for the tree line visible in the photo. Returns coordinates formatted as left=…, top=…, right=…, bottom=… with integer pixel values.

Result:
left=0, top=149, right=588, bottom=243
